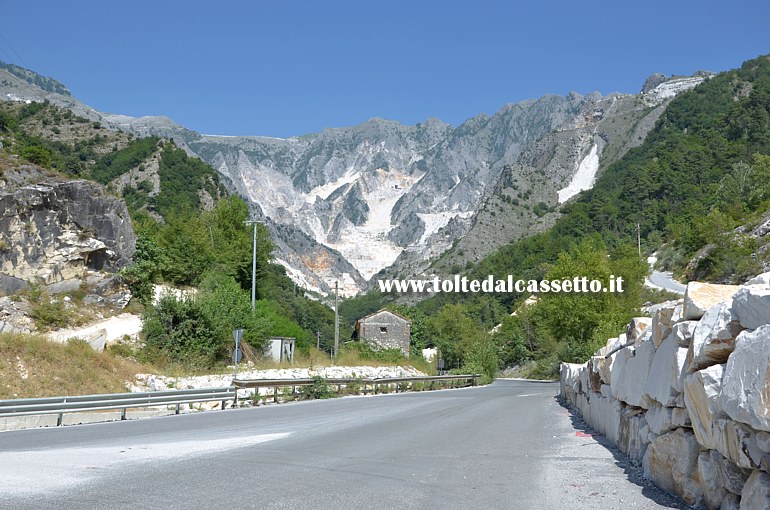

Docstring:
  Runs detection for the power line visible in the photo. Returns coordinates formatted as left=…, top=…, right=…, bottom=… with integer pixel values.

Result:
left=0, top=31, right=29, bottom=68
left=0, top=44, right=15, bottom=65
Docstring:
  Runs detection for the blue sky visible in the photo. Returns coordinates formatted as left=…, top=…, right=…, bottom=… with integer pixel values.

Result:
left=1, top=1, right=768, bottom=137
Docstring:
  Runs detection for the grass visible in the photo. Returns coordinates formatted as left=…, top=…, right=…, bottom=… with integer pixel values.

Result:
left=0, top=332, right=152, bottom=399
left=0, top=331, right=436, bottom=401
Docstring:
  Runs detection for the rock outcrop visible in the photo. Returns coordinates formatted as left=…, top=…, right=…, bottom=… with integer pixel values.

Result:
left=561, top=272, right=770, bottom=509
left=0, top=180, right=135, bottom=293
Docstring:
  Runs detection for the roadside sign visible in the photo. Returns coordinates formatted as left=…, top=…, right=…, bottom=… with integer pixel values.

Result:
left=232, top=328, right=245, bottom=379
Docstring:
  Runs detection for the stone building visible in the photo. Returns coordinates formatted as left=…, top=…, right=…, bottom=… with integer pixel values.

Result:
left=354, top=309, right=411, bottom=357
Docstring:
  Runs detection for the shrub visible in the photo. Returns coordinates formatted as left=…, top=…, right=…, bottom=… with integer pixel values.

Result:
left=142, top=296, right=220, bottom=367
left=20, top=145, right=52, bottom=167
left=30, top=296, right=70, bottom=330
left=458, top=337, right=499, bottom=384
left=300, top=376, right=335, bottom=400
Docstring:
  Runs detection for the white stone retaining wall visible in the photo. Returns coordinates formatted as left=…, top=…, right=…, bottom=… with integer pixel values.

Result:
left=560, top=273, right=770, bottom=510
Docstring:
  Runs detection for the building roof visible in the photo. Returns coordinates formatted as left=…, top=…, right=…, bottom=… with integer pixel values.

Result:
left=355, top=308, right=412, bottom=326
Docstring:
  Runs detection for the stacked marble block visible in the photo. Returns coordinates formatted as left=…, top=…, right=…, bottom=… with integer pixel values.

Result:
left=560, top=273, right=770, bottom=509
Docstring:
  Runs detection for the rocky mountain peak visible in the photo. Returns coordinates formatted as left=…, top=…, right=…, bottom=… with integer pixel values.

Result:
left=642, top=73, right=669, bottom=94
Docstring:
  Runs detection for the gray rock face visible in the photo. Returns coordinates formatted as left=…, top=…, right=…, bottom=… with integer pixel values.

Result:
left=427, top=94, right=672, bottom=278
left=641, top=73, right=669, bottom=94
left=0, top=180, right=135, bottom=292
left=185, top=95, right=587, bottom=292
left=645, top=332, right=689, bottom=407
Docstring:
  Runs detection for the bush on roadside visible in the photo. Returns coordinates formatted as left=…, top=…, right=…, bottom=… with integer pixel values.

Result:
left=300, top=376, right=335, bottom=400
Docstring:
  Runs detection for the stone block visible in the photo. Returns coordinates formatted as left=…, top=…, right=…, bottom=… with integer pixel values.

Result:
left=612, top=338, right=656, bottom=408
left=684, top=364, right=726, bottom=450
left=720, top=493, right=740, bottom=510
left=560, top=362, right=584, bottom=402
left=745, top=272, right=770, bottom=287
left=699, top=451, right=729, bottom=510
left=619, top=407, right=648, bottom=463
left=714, top=419, right=755, bottom=469
left=683, top=282, right=741, bottom=321
left=740, top=470, right=770, bottom=510
left=646, top=404, right=674, bottom=435
left=689, top=299, right=744, bottom=373
left=588, top=357, right=604, bottom=392
left=720, top=325, right=770, bottom=432
left=652, top=302, right=683, bottom=348
left=732, top=287, right=770, bottom=330
left=700, top=450, right=751, bottom=499
left=672, top=320, right=699, bottom=347
left=645, top=332, right=689, bottom=407
left=627, top=317, right=652, bottom=344
left=642, top=428, right=704, bottom=506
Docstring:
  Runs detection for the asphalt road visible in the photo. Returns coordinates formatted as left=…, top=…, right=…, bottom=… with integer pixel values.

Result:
left=0, top=380, right=685, bottom=509
left=647, top=271, right=687, bottom=295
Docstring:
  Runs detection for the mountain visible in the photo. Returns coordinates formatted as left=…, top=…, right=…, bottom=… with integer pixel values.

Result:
left=427, top=88, right=671, bottom=273
left=183, top=95, right=587, bottom=295
left=0, top=63, right=708, bottom=296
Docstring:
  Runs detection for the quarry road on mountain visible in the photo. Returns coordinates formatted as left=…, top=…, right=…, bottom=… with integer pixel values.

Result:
left=0, top=380, right=686, bottom=510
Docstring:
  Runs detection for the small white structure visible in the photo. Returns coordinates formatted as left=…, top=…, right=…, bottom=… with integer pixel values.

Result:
left=422, top=348, right=437, bottom=362
left=264, top=336, right=295, bottom=365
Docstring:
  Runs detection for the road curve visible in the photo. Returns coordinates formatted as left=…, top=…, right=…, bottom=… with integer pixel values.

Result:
left=0, top=380, right=685, bottom=509
left=647, top=270, right=687, bottom=295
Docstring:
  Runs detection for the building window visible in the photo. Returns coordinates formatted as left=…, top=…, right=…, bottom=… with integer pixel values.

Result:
left=379, top=326, right=388, bottom=333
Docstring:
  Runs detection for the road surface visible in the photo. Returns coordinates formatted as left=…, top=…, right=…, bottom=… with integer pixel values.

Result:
left=645, top=255, right=687, bottom=295
left=646, top=270, right=687, bottom=295
left=0, top=380, right=685, bottom=509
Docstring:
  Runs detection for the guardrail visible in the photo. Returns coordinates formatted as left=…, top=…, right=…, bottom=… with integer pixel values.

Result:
left=0, top=387, right=236, bottom=426
left=232, top=374, right=479, bottom=404
left=0, top=375, right=479, bottom=427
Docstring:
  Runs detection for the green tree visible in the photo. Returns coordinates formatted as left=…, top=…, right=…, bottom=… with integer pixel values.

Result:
left=197, top=273, right=272, bottom=353
left=120, top=236, right=166, bottom=305
left=157, top=211, right=214, bottom=286
left=425, top=303, right=492, bottom=371
left=532, top=238, right=645, bottom=362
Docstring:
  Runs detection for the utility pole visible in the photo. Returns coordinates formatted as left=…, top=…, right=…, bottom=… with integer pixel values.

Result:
left=636, top=223, right=641, bottom=257
left=316, top=330, right=320, bottom=350
left=333, top=281, right=339, bottom=359
left=243, top=219, right=263, bottom=311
